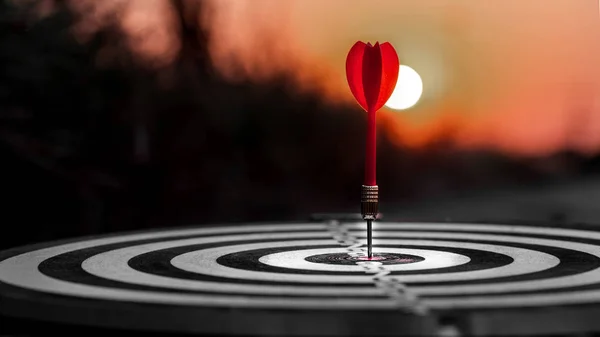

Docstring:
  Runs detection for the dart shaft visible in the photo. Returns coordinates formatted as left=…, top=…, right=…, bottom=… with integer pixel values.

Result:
left=365, top=109, right=377, bottom=186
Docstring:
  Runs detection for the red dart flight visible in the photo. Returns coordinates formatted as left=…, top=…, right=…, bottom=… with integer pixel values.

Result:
left=345, top=41, right=399, bottom=258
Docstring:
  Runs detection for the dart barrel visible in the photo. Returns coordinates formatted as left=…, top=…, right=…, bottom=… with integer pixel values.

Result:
left=361, top=185, right=379, bottom=220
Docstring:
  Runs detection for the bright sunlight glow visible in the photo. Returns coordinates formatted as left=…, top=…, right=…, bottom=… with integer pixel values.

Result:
left=384, top=65, right=423, bottom=110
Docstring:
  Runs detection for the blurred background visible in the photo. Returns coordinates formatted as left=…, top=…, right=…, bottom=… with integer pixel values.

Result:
left=1, top=0, right=600, bottom=250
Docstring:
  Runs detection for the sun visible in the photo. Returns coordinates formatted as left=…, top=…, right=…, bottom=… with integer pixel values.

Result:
left=384, top=65, right=423, bottom=110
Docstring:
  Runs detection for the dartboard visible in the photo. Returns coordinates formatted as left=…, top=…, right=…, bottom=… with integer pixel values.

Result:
left=2, top=221, right=600, bottom=336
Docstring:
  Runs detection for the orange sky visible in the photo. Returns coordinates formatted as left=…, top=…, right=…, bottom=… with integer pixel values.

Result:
left=70, top=0, right=600, bottom=157
left=207, top=0, right=600, bottom=156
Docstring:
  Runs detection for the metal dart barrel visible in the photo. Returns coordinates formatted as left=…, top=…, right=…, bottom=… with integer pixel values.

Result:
left=361, top=185, right=379, bottom=258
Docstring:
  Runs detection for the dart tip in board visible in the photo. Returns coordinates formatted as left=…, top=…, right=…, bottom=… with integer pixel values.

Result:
left=367, top=219, right=373, bottom=259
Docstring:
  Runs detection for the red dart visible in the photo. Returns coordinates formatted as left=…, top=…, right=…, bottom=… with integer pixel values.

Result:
left=346, top=41, right=400, bottom=186
left=345, top=41, right=399, bottom=258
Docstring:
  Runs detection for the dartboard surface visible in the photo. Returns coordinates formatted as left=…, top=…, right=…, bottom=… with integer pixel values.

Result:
left=3, top=221, right=600, bottom=336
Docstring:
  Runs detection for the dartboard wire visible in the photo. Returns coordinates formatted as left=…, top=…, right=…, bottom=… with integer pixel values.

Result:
left=325, top=220, right=428, bottom=314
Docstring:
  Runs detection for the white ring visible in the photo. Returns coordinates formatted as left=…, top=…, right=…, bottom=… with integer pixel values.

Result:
left=169, top=238, right=555, bottom=284
left=258, top=248, right=470, bottom=272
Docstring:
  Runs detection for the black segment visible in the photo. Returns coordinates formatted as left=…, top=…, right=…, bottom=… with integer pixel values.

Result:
left=306, top=253, right=424, bottom=265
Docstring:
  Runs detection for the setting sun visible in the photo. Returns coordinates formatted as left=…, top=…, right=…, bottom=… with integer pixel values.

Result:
left=384, top=65, right=423, bottom=111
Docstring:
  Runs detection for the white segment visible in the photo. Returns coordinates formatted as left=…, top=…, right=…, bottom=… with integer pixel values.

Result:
left=1, top=223, right=600, bottom=309
left=170, top=239, right=556, bottom=284
left=258, top=248, right=470, bottom=272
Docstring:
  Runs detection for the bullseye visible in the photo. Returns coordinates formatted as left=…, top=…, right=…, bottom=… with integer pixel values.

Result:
left=306, top=253, right=423, bottom=265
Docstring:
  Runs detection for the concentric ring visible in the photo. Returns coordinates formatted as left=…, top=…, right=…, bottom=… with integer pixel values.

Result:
left=166, top=239, right=553, bottom=284
left=1, top=222, right=600, bottom=313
